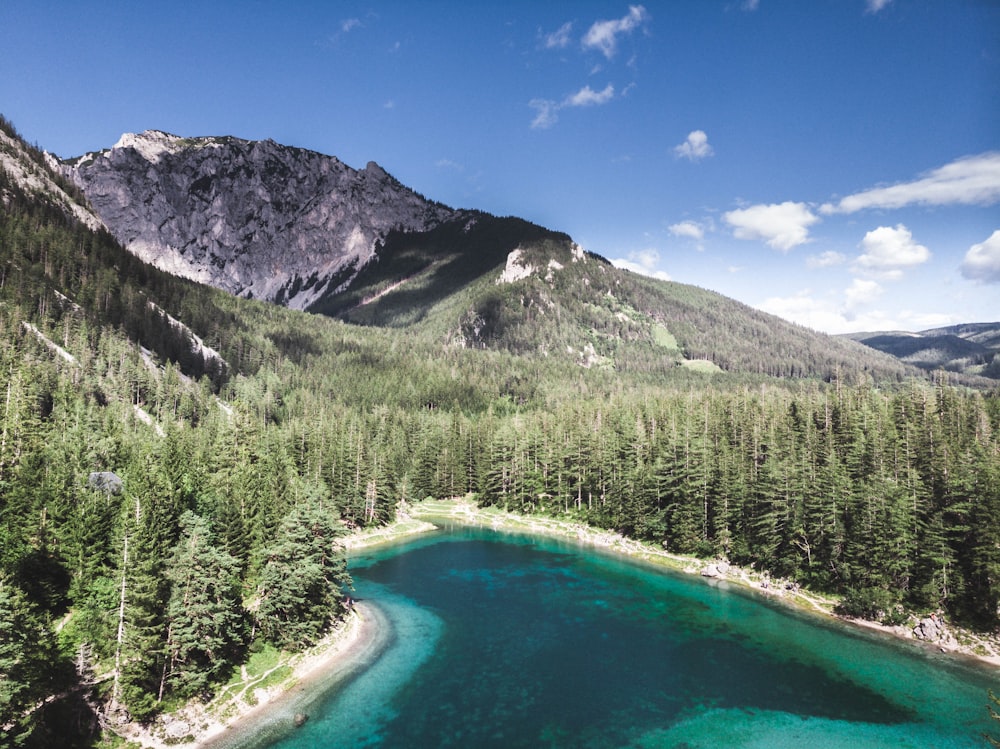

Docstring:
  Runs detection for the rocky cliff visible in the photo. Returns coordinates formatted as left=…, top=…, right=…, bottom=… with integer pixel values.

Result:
left=60, top=131, right=459, bottom=309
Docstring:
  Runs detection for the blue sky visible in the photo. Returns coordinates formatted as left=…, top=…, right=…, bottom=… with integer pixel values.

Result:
left=2, top=0, right=998, bottom=333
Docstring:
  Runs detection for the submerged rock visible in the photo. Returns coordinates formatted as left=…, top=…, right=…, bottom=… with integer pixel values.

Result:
left=293, top=712, right=309, bottom=727
left=701, top=561, right=730, bottom=578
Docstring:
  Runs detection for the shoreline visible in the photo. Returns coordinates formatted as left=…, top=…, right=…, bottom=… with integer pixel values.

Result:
left=406, top=497, right=1000, bottom=670
left=120, top=495, right=997, bottom=747
left=119, top=600, right=388, bottom=749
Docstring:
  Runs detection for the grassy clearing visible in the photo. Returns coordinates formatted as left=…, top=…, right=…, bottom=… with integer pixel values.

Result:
left=342, top=515, right=439, bottom=550
left=652, top=323, right=680, bottom=352
left=681, top=357, right=723, bottom=373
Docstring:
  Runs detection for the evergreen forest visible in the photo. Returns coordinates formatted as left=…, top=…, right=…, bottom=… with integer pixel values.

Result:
left=1, top=116, right=999, bottom=747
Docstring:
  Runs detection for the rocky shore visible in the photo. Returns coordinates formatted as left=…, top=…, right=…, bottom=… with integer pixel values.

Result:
left=117, top=601, right=387, bottom=749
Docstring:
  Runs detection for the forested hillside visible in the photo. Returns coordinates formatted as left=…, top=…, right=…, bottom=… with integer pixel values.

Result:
left=2, top=116, right=999, bottom=747
left=60, top=125, right=930, bottom=384
left=844, top=322, right=1000, bottom=380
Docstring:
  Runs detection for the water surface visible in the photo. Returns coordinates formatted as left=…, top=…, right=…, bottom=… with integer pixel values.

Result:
left=258, top=524, right=999, bottom=748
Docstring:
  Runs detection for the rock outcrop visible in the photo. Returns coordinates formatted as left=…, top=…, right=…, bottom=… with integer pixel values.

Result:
left=60, top=131, right=459, bottom=309
left=913, top=614, right=955, bottom=648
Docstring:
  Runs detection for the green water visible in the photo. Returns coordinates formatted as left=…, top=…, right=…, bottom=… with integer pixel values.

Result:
left=253, top=524, right=999, bottom=748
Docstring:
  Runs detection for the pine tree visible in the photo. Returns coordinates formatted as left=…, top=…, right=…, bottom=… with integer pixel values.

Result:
left=254, top=503, right=353, bottom=650
left=161, top=512, right=245, bottom=700
left=0, top=576, right=64, bottom=746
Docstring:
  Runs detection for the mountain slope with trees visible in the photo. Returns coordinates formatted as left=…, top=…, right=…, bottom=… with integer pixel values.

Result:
left=842, top=323, right=1000, bottom=380
left=61, top=129, right=931, bottom=384
left=2, top=115, right=999, bottom=746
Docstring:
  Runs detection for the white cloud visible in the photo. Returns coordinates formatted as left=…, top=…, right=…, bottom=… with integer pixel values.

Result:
left=582, top=5, right=649, bottom=59
left=674, top=130, right=713, bottom=161
left=756, top=288, right=957, bottom=335
left=566, top=83, right=615, bottom=107
left=669, top=220, right=705, bottom=241
left=724, top=201, right=819, bottom=252
left=757, top=290, right=851, bottom=333
left=543, top=21, right=573, bottom=49
left=341, top=18, right=361, bottom=33
left=821, top=152, right=1000, bottom=214
left=854, top=224, right=930, bottom=276
left=960, top=229, right=1000, bottom=284
left=742, top=0, right=760, bottom=10
left=611, top=249, right=671, bottom=281
left=865, top=0, right=892, bottom=13
left=845, top=278, right=883, bottom=310
left=530, top=84, right=615, bottom=129
left=807, top=250, right=847, bottom=268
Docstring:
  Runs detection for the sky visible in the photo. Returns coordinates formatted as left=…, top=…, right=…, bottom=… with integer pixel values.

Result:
left=2, top=0, right=998, bottom=334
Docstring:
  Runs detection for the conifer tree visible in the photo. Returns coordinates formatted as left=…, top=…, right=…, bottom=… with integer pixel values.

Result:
left=161, top=512, right=245, bottom=700
left=0, top=576, right=63, bottom=746
left=254, top=503, right=353, bottom=650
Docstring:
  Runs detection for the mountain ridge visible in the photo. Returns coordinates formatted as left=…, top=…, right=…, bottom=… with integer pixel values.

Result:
left=43, top=125, right=983, bottom=384
left=841, top=322, right=1000, bottom=380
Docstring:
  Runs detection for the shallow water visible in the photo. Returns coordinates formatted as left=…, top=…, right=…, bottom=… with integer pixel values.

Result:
left=255, top=524, right=999, bottom=748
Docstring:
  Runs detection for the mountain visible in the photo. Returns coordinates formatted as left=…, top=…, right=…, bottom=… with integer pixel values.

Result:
left=58, top=130, right=932, bottom=384
left=842, top=322, right=1000, bottom=380
left=59, top=130, right=458, bottom=310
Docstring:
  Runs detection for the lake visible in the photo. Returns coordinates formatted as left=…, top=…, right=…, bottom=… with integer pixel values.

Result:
left=244, top=523, right=999, bottom=748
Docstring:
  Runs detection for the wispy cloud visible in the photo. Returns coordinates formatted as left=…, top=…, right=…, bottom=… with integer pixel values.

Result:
left=530, top=84, right=615, bottom=129
left=543, top=21, right=573, bottom=50
left=724, top=201, right=819, bottom=251
left=674, top=130, right=713, bottom=161
left=807, top=250, right=847, bottom=268
left=341, top=18, right=362, bottom=33
left=757, top=287, right=957, bottom=335
left=853, top=224, right=931, bottom=279
left=742, top=0, right=760, bottom=11
left=582, top=5, right=649, bottom=59
left=960, top=229, right=1000, bottom=284
left=820, top=152, right=1000, bottom=214
left=669, top=220, right=705, bottom=242
left=435, top=158, right=463, bottom=171
left=566, top=83, right=615, bottom=107
left=610, top=248, right=671, bottom=281
left=529, top=100, right=559, bottom=130
left=865, top=0, right=892, bottom=14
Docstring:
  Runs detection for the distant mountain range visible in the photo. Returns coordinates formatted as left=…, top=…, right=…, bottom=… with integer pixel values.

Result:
left=841, top=323, right=1000, bottom=380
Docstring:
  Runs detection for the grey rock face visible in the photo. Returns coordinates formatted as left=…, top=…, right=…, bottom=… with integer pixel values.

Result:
left=87, top=471, right=123, bottom=495
left=61, top=131, right=458, bottom=309
left=913, top=615, right=943, bottom=641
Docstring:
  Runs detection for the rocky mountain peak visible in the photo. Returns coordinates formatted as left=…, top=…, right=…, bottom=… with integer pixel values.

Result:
left=61, top=133, right=459, bottom=310
left=111, top=130, right=189, bottom=162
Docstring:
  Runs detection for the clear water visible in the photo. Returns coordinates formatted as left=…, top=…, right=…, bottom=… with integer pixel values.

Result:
left=242, top=524, right=1000, bottom=748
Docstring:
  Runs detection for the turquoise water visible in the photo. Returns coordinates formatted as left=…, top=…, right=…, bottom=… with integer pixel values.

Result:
left=257, top=524, right=999, bottom=748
